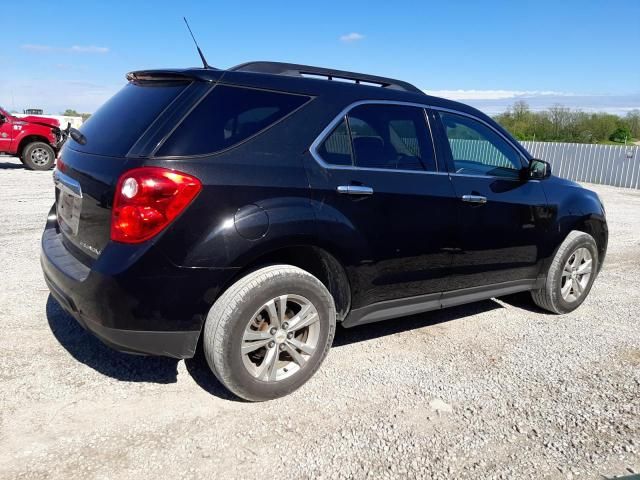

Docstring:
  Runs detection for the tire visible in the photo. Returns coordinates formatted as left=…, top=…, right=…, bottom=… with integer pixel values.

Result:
left=22, top=142, right=55, bottom=170
left=203, top=265, right=336, bottom=401
left=531, top=231, right=599, bottom=314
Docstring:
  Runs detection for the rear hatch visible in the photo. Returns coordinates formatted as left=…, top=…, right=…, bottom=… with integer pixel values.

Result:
left=54, top=75, right=211, bottom=261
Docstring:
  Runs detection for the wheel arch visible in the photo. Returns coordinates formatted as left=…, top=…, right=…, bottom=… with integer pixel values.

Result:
left=17, top=135, right=55, bottom=156
left=569, top=215, right=607, bottom=271
left=541, top=182, right=608, bottom=276
left=561, top=188, right=607, bottom=271
left=215, top=244, right=352, bottom=322
left=544, top=212, right=607, bottom=278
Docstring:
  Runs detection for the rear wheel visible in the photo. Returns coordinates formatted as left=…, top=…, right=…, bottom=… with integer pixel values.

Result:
left=203, top=265, right=336, bottom=401
left=532, top=231, right=599, bottom=314
left=22, top=142, right=55, bottom=170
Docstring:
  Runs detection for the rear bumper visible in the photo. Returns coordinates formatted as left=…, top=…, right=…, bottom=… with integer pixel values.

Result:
left=41, top=211, right=235, bottom=359
left=44, top=271, right=199, bottom=358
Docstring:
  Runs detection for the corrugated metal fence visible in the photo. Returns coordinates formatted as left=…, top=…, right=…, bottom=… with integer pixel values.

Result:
left=522, top=141, right=639, bottom=189
left=449, top=139, right=514, bottom=169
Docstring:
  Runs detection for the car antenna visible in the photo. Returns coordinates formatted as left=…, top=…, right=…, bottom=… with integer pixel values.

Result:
left=183, top=17, right=211, bottom=69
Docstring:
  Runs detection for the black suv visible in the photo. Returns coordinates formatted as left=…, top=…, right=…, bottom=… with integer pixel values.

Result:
left=41, top=62, right=607, bottom=401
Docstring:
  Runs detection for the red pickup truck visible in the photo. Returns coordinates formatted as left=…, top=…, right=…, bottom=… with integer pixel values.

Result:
left=0, top=106, right=67, bottom=170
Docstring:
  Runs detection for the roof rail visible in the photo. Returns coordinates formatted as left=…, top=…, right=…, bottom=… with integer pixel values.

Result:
left=230, top=61, right=424, bottom=95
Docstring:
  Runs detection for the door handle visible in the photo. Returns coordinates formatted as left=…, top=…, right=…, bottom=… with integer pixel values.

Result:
left=462, top=194, right=487, bottom=204
left=337, top=185, right=374, bottom=195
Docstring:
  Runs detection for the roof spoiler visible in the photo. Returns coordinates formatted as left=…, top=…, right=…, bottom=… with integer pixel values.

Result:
left=126, top=69, right=221, bottom=82
left=230, top=61, right=424, bottom=94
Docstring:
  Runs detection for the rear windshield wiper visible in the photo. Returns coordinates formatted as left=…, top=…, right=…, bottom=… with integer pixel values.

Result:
left=69, top=126, right=87, bottom=145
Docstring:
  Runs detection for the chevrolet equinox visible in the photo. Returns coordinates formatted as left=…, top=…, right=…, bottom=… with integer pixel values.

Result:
left=41, top=62, right=608, bottom=401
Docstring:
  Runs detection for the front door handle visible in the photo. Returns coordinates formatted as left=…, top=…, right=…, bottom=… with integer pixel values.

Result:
left=462, top=194, right=487, bottom=204
left=337, top=185, right=374, bottom=195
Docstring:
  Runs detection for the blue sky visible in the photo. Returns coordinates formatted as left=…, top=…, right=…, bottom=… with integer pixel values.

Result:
left=2, top=0, right=639, bottom=115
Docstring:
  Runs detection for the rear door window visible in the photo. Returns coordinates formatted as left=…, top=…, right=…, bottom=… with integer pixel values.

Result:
left=71, top=81, right=189, bottom=157
left=347, top=104, right=435, bottom=171
left=156, top=85, right=310, bottom=157
left=317, top=118, right=353, bottom=166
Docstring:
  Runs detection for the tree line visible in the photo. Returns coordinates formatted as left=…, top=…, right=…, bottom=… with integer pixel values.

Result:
left=494, top=101, right=639, bottom=144
left=62, top=109, right=92, bottom=122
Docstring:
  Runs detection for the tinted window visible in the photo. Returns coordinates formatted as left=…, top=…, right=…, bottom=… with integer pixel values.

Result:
left=72, top=81, right=188, bottom=156
left=317, top=118, right=353, bottom=166
left=347, top=104, right=435, bottom=171
left=438, top=112, right=523, bottom=177
left=157, top=85, right=309, bottom=156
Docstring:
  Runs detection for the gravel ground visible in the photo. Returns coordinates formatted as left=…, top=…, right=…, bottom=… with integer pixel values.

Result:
left=0, top=155, right=638, bottom=479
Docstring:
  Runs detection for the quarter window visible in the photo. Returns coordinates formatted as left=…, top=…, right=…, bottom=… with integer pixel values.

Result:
left=156, top=85, right=310, bottom=157
left=438, top=111, right=523, bottom=177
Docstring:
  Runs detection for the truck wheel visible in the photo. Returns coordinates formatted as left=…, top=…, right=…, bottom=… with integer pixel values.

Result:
left=203, top=265, right=336, bottom=401
left=22, top=142, right=55, bottom=170
left=531, top=231, right=599, bottom=314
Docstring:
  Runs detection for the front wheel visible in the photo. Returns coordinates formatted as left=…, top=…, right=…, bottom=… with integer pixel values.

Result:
left=22, top=142, right=55, bottom=170
left=203, top=265, right=336, bottom=401
left=531, top=231, right=599, bottom=314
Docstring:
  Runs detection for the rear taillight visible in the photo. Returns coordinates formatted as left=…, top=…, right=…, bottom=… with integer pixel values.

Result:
left=111, top=167, right=202, bottom=244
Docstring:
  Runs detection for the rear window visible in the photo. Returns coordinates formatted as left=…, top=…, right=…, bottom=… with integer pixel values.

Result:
left=72, top=81, right=188, bottom=156
left=155, top=85, right=310, bottom=157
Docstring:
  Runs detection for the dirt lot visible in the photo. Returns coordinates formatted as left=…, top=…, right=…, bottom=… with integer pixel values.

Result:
left=0, top=155, right=638, bottom=479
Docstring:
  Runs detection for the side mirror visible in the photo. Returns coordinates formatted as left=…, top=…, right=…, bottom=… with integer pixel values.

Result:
left=0, top=114, right=6, bottom=124
left=529, top=159, right=551, bottom=180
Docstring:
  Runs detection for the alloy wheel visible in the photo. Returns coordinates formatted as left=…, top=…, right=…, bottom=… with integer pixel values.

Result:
left=560, top=247, right=593, bottom=303
left=241, top=294, right=320, bottom=382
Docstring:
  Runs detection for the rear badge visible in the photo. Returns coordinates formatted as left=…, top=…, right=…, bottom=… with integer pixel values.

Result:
left=80, top=242, right=101, bottom=256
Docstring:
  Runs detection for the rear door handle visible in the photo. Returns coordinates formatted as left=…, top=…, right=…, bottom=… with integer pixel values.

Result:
left=337, top=185, right=374, bottom=195
left=462, top=194, right=487, bottom=204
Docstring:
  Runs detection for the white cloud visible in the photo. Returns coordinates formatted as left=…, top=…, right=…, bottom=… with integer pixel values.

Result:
left=420, top=89, right=640, bottom=116
left=340, top=32, right=365, bottom=42
left=21, top=44, right=109, bottom=54
left=21, top=44, right=54, bottom=53
left=69, top=45, right=109, bottom=54
left=423, top=89, right=572, bottom=101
